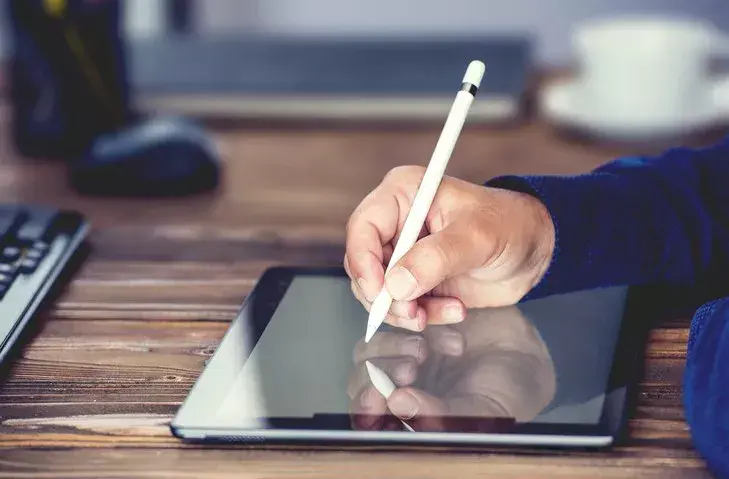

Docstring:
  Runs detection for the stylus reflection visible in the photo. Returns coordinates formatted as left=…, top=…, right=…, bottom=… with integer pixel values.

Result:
left=365, top=361, right=415, bottom=432
left=347, top=306, right=556, bottom=433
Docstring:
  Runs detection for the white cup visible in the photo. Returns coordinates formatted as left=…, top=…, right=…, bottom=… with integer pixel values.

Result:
left=572, top=16, right=729, bottom=124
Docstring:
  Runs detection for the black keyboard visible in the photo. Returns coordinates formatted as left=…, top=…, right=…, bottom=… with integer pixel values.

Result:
left=0, top=205, right=88, bottom=367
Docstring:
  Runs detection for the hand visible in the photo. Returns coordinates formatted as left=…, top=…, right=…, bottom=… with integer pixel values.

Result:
left=344, top=165, right=555, bottom=332
left=347, top=306, right=556, bottom=432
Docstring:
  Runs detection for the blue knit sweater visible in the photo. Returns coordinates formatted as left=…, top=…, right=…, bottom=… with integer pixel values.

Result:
left=488, top=136, right=729, bottom=478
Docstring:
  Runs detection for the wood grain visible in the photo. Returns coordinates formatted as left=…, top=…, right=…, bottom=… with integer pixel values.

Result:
left=0, top=81, right=725, bottom=477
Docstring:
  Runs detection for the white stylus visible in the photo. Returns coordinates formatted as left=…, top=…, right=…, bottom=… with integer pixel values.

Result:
left=365, top=361, right=415, bottom=432
left=364, top=60, right=486, bottom=343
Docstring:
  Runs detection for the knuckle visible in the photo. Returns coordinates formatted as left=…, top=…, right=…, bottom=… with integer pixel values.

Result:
left=429, top=236, right=456, bottom=272
left=473, top=220, right=505, bottom=266
left=384, top=165, right=425, bottom=183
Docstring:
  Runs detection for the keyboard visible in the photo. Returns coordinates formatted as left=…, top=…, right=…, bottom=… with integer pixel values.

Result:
left=0, top=205, right=88, bottom=367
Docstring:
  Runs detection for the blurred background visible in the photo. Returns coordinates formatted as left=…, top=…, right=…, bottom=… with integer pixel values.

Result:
left=0, top=0, right=722, bottom=65
left=3, top=0, right=729, bottom=131
left=2, top=0, right=729, bottom=201
left=134, top=0, right=724, bottom=65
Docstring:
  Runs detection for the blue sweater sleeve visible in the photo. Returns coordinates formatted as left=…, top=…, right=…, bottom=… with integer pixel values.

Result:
left=683, top=297, right=729, bottom=479
left=488, top=136, right=729, bottom=478
left=487, top=136, right=729, bottom=298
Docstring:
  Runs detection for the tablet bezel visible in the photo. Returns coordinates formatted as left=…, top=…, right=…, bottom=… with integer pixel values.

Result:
left=171, top=266, right=649, bottom=448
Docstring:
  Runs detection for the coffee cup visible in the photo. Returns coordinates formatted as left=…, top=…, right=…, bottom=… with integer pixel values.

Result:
left=571, top=16, right=729, bottom=124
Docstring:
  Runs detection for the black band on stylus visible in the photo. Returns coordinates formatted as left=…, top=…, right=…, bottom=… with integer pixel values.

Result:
left=460, top=82, right=478, bottom=96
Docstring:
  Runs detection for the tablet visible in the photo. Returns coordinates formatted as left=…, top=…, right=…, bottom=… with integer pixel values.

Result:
left=171, top=266, right=647, bottom=448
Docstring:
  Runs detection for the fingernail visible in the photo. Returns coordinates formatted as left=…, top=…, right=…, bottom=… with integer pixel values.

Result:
left=444, top=305, right=465, bottom=323
left=389, top=391, right=420, bottom=419
left=357, top=277, right=371, bottom=301
left=386, top=266, right=418, bottom=300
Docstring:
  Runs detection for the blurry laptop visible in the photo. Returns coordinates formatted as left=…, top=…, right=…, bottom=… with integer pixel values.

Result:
left=129, top=35, right=532, bottom=123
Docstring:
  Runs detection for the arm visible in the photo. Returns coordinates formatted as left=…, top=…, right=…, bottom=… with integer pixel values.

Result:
left=487, top=137, right=729, bottom=298
left=490, top=139, right=729, bottom=475
left=684, top=296, right=729, bottom=478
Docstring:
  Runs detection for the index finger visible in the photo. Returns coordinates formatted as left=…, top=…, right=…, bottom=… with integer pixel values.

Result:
left=345, top=187, right=401, bottom=301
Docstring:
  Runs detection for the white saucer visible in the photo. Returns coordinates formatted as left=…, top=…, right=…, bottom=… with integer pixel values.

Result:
left=540, top=78, right=729, bottom=141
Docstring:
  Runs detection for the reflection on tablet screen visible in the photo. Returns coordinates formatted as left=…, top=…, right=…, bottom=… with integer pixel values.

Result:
left=200, top=276, right=627, bottom=434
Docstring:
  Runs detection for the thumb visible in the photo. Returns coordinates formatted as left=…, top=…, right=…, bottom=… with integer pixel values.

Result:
left=384, top=220, right=496, bottom=301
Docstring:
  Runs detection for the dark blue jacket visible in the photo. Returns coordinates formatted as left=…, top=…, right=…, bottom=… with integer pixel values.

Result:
left=488, top=137, right=729, bottom=478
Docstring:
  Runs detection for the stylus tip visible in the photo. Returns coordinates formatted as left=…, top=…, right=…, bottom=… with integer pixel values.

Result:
left=364, top=291, right=392, bottom=343
left=364, top=328, right=375, bottom=343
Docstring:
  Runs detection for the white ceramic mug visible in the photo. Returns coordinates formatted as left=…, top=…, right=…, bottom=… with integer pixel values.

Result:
left=572, top=16, right=729, bottom=124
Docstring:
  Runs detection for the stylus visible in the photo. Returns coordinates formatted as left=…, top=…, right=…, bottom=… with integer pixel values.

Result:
left=364, top=60, right=486, bottom=343
left=365, top=361, right=415, bottom=432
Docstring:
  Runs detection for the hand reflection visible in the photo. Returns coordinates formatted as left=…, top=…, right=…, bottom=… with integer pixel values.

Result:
left=347, top=306, right=556, bottom=432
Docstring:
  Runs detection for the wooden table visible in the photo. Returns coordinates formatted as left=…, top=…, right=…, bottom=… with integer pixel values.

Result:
left=0, top=111, right=720, bottom=477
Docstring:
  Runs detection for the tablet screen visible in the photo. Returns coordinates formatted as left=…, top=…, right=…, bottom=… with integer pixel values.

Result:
left=175, top=270, right=632, bottom=437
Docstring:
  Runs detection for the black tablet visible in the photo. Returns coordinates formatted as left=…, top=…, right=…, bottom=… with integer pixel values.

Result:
left=171, top=266, right=647, bottom=448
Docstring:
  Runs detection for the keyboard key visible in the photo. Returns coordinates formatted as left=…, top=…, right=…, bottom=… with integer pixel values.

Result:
left=23, top=246, right=47, bottom=268
left=0, top=263, right=16, bottom=275
left=1, top=246, right=20, bottom=262
left=16, top=209, right=57, bottom=243
left=18, top=258, right=39, bottom=274
left=0, top=273, right=14, bottom=293
left=32, top=241, right=49, bottom=252
left=0, top=204, right=87, bottom=369
left=0, top=264, right=18, bottom=285
left=25, top=249, right=43, bottom=260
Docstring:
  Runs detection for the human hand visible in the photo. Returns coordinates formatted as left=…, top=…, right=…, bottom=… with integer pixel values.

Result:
left=347, top=306, right=556, bottom=432
left=344, top=166, right=555, bottom=332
